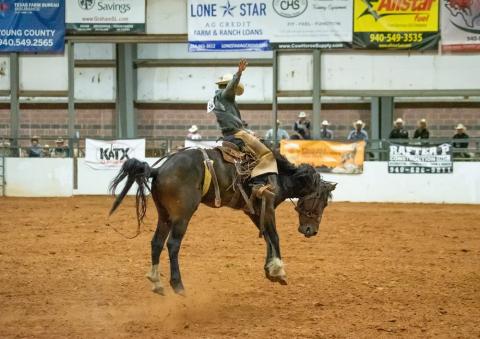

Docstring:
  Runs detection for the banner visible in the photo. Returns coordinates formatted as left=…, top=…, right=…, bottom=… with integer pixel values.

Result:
left=388, top=143, right=453, bottom=174
left=280, top=140, right=366, bottom=174
left=0, top=0, right=65, bottom=53
left=85, top=138, right=145, bottom=170
left=187, top=0, right=352, bottom=51
left=353, top=0, right=440, bottom=50
left=269, top=0, right=353, bottom=49
left=66, top=0, right=145, bottom=33
left=441, top=0, right=480, bottom=51
left=188, top=0, right=270, bottom=51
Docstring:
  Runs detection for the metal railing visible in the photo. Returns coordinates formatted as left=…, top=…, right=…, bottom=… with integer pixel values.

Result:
left=1, top=137, right=479, bottom=161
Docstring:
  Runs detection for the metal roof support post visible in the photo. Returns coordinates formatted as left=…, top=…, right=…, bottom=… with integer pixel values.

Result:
left=9, top=53, right=19, bottom=148
left=371, top=97, right=381, bottom=161
left=272, top=50, right=278, bottom=147
left=312, top=49, right=321, bottom=139
left=116, top=43, right=137, bottom=139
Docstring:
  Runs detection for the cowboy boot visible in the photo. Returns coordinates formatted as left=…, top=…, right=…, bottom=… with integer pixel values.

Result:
left=250, top=173, right=276, bottom=207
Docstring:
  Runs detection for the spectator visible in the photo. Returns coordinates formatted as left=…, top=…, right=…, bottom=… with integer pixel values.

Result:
left=293, top=112, right=311, bottom=139
left=347, top=120, right=368, bottom=141
left=52, top=137, right=70, bottom=158
left=28, top=136, right=42, bottom=157
left=413, top=119, right=430, bottom=139
left=265, top=120, right=289, bottom=141
left=389, top=118, right=409, bottom=139
left=320, top=120, right=333, bottom=140
left=43, top=144, right=51, bottom=158
left=453, top=123, right=470, bottom=158
left=0, top=138, right=12, bottom=157
left=186, top=125, right=202, bottom=141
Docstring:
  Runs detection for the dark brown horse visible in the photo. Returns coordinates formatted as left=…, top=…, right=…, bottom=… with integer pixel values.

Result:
left=109, top=148, right=336, bottom=295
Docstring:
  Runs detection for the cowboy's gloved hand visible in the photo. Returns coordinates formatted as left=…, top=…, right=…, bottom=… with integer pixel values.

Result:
left=238, top=59, right=248, bottom=73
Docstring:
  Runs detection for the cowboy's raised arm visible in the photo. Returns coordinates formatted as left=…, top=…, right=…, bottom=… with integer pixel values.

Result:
left=223, top=59, right=247, bottom=99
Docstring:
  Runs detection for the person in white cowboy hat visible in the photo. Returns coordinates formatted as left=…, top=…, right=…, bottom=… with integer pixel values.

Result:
left=186, top=125, right=202, bottom=141
left=347, top=120, right=368, bottom=141
left=320, top=120, right=333, bottom=140
left=413, top=118, right=430, bottom=139
left=52, top=137, right=70, bottom=158
left=452, top=123, right=470, bottom=158
left=389, top=118, right=409, bottom=139
left=208, top=58, right=278, bottom=202
left=293, top=111, right=311, bottom=139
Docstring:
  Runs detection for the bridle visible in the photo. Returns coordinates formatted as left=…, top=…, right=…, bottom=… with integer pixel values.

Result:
left=290, top=173, right=331, bottom=221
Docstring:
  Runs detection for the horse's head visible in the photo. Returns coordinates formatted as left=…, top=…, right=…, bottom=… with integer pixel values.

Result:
left=293, top=165, right=336, bottom=237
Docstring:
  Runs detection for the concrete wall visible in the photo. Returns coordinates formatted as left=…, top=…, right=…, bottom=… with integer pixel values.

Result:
left=3, top=158, right=480, bottom=204
left=4, top=158, right=73, bottom=197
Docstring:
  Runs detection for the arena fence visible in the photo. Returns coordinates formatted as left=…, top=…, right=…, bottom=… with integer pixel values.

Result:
left=0, top=156, right=5, bottom=196
left=1, top=137, right=480, bottom=161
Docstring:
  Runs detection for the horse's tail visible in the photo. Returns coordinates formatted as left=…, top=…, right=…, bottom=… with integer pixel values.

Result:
left=109, top=158, right=154, bottom=226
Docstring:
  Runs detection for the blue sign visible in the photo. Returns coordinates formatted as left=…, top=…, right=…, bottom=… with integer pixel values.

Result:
left=0, top=0, right=65, bottom=53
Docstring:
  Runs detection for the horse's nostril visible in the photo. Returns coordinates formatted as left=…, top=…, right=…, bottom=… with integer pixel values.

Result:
left=305, top=226, right=311, bottom=234
left=313, top=231, right=318, bottom=236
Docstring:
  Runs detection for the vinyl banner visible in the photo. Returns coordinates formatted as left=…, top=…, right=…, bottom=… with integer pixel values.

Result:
left=0, top=0, right=65, bottom=53
left=280, top=140, right=366, bottom=174
left=85, top=138, right=145, bottom=170
left=441, top=0, right=480, bottom=52
left=269, top=0, right=353, bottom=49
left=388, top=143, right=453, bottom=174
left=66, top=0, right=145, bottom=33
left=188, top=0, right=352, bottom=51
left=188, top=0, right=270, bottom=51
left=353, top=0, right=440, bottom=50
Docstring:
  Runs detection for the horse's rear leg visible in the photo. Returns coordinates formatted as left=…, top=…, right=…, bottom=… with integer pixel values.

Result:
left=146, top=209, right=171, bottom=295
left=167, top=218, right=190, bottom=295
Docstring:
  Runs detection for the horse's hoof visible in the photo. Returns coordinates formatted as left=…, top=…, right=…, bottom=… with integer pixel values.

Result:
left=265, top=272, right=288, bottom=285
left=152, top=285, right=165, bottom=295
left=170, top=281, right=185, bottom=296
left=146, top=273, right=159, bottom=283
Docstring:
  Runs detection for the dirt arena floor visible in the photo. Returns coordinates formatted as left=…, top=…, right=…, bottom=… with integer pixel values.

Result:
left=0, top=196, right=479, bottom=338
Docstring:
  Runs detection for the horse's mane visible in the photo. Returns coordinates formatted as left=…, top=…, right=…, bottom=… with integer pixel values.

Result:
left=272, top=149, right=297, bottom=175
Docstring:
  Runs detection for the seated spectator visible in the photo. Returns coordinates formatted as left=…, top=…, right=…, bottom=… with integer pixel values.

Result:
left=52, top=137, right=70, bottom=158
left=453, top=123, right=470, bottom=158
left=28, top=136, right=42, bottom=157
left=265, top=120, right=289, bottom=141
left=413, top=119, right=430, bottom=139
left=347, top=120, right=368, bottom=141
left=186, top=125, right=202, bottom=140
left=320, top=120, right=333, bottom=140
left=0, top=138, right=12, bottom=157
left=389, top=118, right=409, bottom=139
left=293, top=112, right=311, bottom=139
left=43, top=144, right=51, bottom=158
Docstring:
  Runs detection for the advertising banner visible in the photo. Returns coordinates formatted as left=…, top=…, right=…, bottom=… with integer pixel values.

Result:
left=388, top=143, right=453, bottom=174
left=188, top=0, right=352, bottom=51
left=269, top=0, right=353, bottom=49
left=280, top=140, right=366, bottom=174
left=0, top=0, right=65, bottom=53
left=66, top=0, right=145, bottom=33
left=353, top=0, right=440, bottom=50
left=85, top=138, right=145, bottom=170
left=441, top=0, right=480, bottom=51
left=188, top=0, right=270, bottom=51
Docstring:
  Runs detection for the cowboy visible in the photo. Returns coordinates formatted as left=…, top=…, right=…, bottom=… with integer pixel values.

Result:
left=293, top=112, right=311, bottom=139
left=389, top=118, right=409, bottom=139
left=347, top=120, right=369, bottom=141
left=28, top=136, right=42, bottom=157
left=413, top=119, right=430, bottom=139
left=453, top=123, right=470, bottom=158
left=320, top=120, right=333, bottom=140
left=208, top=58, right=278, bottom=201
left=52, top=137, right=70, bottom=158
left=187, top=125, right=202, bottom=140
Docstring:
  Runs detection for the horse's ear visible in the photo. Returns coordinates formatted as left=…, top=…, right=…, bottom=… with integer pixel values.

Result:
left=329, top=182, right=337, bottom=191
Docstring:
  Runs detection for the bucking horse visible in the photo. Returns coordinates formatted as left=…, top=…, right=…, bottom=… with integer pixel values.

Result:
left=109, top=145, right=336, bottom=295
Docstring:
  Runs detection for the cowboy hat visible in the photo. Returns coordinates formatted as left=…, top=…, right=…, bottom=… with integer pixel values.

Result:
left=55, top=137, right=64, bottom=143
left=188, top=125, right=199, bottom=133
left=298, top=111, right=307, bottom=118
left=418, top=118, right=427, bottom=125
left=455, top=123, right=466, bottom=130
left=321, top=120, right=330, bottom=126
left=31, top=135, right=39, bottom=141
left=215, top=73, right=244, bottom=95
left=353, top=120, right=365, bottom=128
left=394, top=118, right=404, bottom=125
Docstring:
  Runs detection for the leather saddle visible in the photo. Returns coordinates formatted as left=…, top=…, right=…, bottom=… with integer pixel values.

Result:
left=217, top=141, right=246, bottom=164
